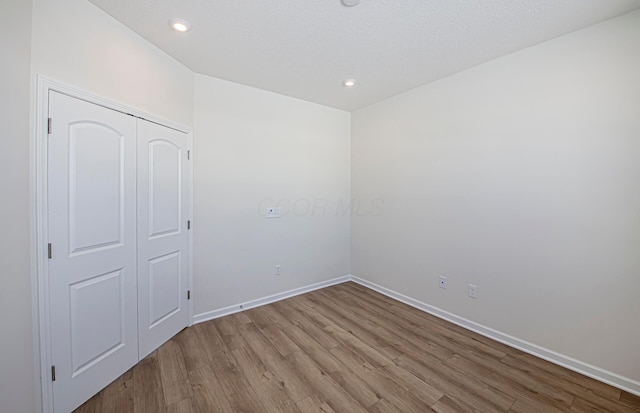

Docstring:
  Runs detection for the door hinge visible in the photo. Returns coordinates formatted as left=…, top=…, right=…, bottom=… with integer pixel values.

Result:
left=187, top=220, right=191, bottom=230
left=47, top=118, right=52, bottom=135
left=187, top=290, right=191, bottom=300
left=51, top=365, right=56, bottom=382
left=47, top=243, right=52, bottom=259
left=187, top=150, right=191, bottom=160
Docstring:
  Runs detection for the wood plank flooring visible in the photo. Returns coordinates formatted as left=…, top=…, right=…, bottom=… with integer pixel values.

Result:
left=75, top=282, right=640, bottom=412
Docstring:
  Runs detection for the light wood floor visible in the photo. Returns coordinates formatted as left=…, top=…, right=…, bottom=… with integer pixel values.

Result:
left=75, top=282, right=640, bottom=412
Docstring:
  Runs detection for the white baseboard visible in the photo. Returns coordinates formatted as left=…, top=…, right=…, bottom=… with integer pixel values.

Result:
left=350, top=276, right=640, bottom=397
left=193, top=275, right=352, bottom=324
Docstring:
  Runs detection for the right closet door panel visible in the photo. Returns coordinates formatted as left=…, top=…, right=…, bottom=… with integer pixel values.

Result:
left=137, top=120, right=190, bottom=359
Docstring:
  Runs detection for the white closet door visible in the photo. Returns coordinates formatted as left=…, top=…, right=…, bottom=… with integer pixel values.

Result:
left=137, top=119, right=190, bottom=358
left=48, top=92, right=139, bottom=413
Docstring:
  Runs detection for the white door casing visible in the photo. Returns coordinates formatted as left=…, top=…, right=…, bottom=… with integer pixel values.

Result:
left=47, top=91, right=139, bottom=413
left=137, top=120, right=190, bottom=359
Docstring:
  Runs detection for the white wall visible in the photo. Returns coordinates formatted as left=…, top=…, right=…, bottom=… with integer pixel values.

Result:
left=193, top=74, right=351, bottom=316
left=352, top=10, right=640, bottom=384
left=0, top=1, right=36, bottom=412
left=30, top=0, right=193, bottom=126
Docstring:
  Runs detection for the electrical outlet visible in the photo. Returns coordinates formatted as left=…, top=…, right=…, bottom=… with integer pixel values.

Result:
left=468, top=284, right=478, bottom=299
left=439, top=276, right=447, bottom=289
left=275, top=265, right=281, bottom=276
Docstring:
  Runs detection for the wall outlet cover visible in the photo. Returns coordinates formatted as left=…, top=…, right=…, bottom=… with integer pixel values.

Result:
left=468, top=284, right=478, bottom=299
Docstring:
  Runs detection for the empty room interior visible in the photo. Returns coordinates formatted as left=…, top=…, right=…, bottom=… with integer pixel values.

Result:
left=2, top=0, right=640, bottom=412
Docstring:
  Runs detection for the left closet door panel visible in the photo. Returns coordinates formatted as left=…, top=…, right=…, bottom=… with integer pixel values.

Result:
left=48, top=91, right=139, bottom=413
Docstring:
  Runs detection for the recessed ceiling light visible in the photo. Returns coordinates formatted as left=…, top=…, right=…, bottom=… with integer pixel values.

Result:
left=342, top=79, right=357, bottom=88
left=169, top=18, right=192, bottom=32
left=341, top=0, right=360, bottom=7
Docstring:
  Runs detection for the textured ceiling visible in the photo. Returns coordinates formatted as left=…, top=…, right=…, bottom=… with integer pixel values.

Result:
left=88, top=0, right=640, bottom=111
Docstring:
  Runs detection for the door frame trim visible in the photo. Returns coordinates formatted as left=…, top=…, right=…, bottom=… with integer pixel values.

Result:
left=34, top=76, right=194, bottom=413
